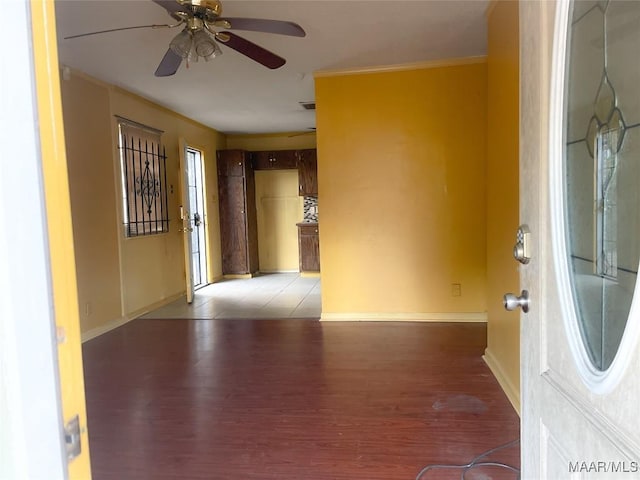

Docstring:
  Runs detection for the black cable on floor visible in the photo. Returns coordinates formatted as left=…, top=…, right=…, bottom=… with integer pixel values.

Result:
left=415, top=438, right=520, bottom=480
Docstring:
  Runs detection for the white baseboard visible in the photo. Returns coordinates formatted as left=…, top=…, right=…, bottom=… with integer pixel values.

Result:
left=320, top=312, right=487, bottom=322
left=81, top=315, right=134, bottom=343
left=81, top=292, right=184, bottom=343
left=483, top=347, right=521, bottom=416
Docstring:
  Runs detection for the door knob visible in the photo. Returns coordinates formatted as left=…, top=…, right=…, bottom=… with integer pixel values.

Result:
left=503, top=290, right=530, bottom=313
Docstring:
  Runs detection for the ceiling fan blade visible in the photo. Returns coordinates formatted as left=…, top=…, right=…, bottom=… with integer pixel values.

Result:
left=64, top=24, right=171, bottom=40
left=216, top=18, right=306, bottom=37
left=155, top=48, right=183, bottom=77
left=152, top=0, right=190, bottom=20
left=217, top=31, right=286, bottom=69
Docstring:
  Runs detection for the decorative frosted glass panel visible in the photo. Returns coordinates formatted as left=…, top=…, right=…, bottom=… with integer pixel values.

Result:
left=564, top=0, right=640, bottom=370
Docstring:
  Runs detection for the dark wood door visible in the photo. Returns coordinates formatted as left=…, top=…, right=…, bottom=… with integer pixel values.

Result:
left=217, top=150, right=246, bottom=177
left=244, top=168, right=259, bottom=272
left=297, top=149, right=318, bottom=196
left=218, top=175, right=249, bottom=274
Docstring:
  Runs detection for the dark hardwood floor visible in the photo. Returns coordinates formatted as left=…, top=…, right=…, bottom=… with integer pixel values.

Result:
left=82, top=320, right=520, bottom=480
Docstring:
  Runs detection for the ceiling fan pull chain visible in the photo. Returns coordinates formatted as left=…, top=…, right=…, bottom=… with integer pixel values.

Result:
left=152, top=21, right=185, bottom=30
left=64, top=22, right=183, bottom=40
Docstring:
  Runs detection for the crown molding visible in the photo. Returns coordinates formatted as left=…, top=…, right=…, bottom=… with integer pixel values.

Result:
left=314, top=55, right=487, bottom=79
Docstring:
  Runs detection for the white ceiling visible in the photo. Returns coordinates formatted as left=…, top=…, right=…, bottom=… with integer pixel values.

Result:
left=55, top=0, right=489, bottom=134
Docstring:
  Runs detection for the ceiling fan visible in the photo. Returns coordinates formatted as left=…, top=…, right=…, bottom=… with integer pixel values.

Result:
left=64, top=0, right=306, bottom=77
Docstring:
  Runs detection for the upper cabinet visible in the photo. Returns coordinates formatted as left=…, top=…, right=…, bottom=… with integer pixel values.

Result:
left=238, top=147, right=318, bottom=196
left=296, top=149, right=318, bottom=196
left=251, top=150, right=298, bottom=170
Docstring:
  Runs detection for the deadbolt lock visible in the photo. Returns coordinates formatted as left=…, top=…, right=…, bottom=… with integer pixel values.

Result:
left=513, top=224, right=531, bottom=264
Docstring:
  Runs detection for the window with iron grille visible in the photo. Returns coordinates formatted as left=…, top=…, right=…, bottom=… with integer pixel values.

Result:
left=117, top=118, right=169, bottom=237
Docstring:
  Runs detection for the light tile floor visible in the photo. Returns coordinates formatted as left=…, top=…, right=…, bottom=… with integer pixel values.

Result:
left=141, top=273, right=321, bottom=320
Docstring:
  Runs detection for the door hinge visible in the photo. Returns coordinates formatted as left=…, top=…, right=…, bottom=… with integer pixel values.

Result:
left=64, top=415, right=82, bottom=461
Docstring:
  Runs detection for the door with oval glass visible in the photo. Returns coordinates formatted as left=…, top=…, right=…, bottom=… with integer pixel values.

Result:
left=520, top=0, right=640, bottom=477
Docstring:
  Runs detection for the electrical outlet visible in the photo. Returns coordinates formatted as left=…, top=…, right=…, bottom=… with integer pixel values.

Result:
left=451, top=283, right=462, bottom=297
left=85, top=302, right=93, bottom=316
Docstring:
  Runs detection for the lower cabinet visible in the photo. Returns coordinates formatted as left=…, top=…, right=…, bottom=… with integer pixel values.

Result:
left=297, top=223, right=320, bottom=272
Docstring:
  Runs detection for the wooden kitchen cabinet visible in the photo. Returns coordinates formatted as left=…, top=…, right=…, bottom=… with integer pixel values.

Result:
left=296, top=149, right=318, bottom=196
left=217, top=150, right=259, bottom=275
left=252, top=150, right=298, bottom=170
left=297, top=223, right=320, bottom=272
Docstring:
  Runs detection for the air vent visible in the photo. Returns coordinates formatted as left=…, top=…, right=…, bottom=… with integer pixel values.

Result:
left=299, top=102, right=316, bottom=110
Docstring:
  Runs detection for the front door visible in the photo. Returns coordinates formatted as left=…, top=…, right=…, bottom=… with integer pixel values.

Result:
left=521, top=1, right=640, bottom=477
left=178, top=139, right=195, bottom=303
left=186, top=147, right=209, bottom=289
left=179, top=141, right=210, bottom=302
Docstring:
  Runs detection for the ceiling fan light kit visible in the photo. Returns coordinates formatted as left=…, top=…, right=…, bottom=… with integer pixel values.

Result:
left=65, top=0, right=306, bottom=77
left=193, top=30, right=220, bottom=58
left=169, top=23, right=222, bottom=63
left=169, top=29, right=192, bottom=58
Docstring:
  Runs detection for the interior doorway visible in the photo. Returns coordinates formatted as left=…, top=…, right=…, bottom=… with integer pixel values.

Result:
left=186, top=146, right=209, bottom=290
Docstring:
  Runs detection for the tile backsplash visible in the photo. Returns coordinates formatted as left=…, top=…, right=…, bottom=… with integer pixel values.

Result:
left=303, top=196, right=318, bottom=222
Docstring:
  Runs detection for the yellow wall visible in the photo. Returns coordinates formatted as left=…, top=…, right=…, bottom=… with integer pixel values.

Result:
left=484, top=0, right=521, bottom=412
left=61, top=71, right=225, bottom=335
left=226, top=132, right=316, bottom=151
left=315, top=61, right=487, bottom=317
left=255, top=171, right=303, bottom=271
left=60, top=73, right=121, bottom=333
